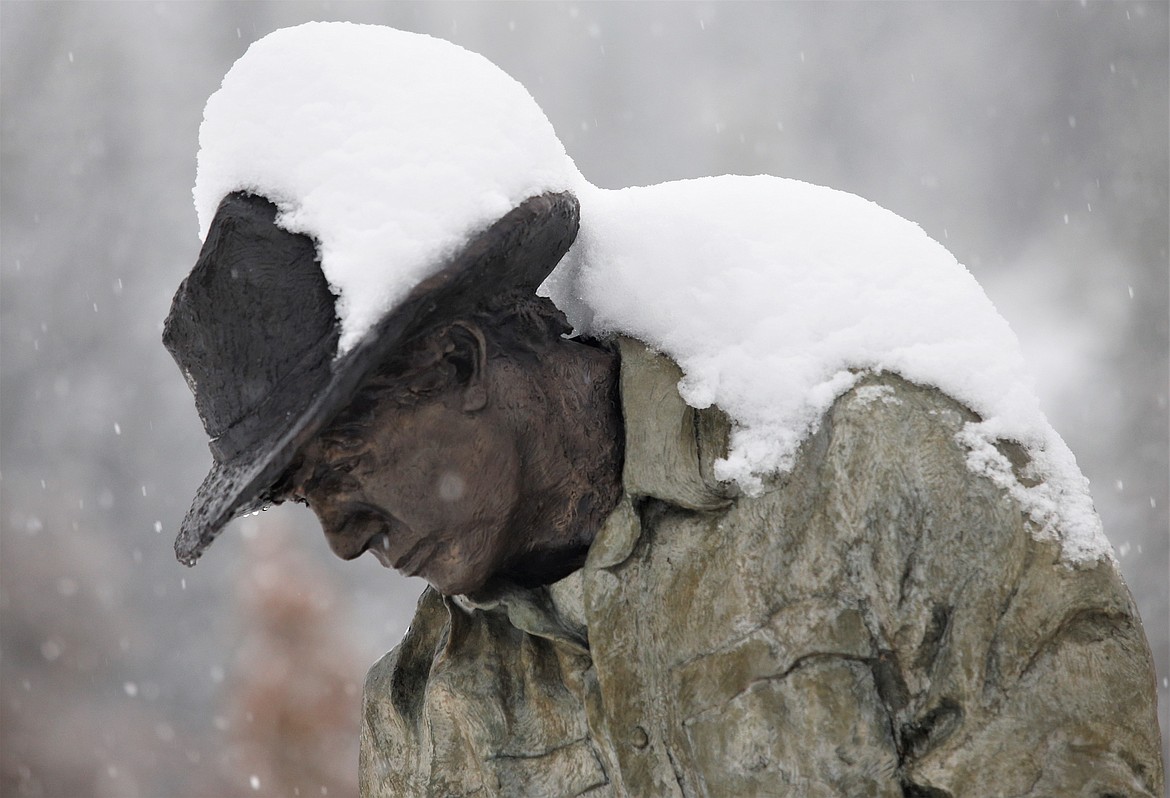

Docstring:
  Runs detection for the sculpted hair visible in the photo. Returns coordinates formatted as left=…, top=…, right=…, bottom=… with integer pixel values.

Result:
left=322, top=291, right=573, bottom=438
left=467, top=289, right=575, bottom=360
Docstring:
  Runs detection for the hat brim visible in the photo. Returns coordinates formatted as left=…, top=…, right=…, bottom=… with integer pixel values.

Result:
left=174, top=191, right=580, bottom=565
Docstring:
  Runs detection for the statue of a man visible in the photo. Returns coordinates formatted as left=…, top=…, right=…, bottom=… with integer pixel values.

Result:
left=165, top=23, right=1163, bottom=797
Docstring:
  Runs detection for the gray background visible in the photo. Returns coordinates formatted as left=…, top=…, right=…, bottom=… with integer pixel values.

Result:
left=2, top=2, right=1166, bottom=796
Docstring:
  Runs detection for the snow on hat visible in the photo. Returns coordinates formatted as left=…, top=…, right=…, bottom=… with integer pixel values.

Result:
left=193, top=21, right=581, bottom=355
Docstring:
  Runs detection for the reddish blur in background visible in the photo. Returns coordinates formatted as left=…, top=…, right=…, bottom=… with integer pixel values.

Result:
left=2, top=3, right=1166, bottom=795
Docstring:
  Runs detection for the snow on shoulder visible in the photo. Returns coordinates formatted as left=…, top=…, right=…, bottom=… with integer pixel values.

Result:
left=546, top=177, right=1109, bottom=563
left=193, top=23, right=1108, bottom=564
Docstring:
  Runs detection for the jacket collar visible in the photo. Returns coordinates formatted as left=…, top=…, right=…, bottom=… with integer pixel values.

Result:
left=615, top=336, right=734, bottom=512
left=451, top=573, right=589, bottom=654
left=457, top=336, right=734, bottom=644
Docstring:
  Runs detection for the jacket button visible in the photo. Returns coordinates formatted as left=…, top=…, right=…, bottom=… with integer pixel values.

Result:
left=630, top=725, right=649, bottom=749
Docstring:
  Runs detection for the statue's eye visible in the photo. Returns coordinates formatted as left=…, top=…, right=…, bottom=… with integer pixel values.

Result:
left=332, top=454, right=362, bottom=475
left=300, top=451, right=365, bottom=495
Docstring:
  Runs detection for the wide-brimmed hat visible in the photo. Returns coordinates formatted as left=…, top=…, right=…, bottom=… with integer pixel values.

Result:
left=163, top=190, right=579, bottom=565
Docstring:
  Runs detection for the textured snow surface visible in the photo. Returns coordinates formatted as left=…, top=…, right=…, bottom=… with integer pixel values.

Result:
left=194, top=22, right=576, bottom=354
left=546, top=177, right=1108, bottom=562
left=193, top=22, right=1108, bottom=563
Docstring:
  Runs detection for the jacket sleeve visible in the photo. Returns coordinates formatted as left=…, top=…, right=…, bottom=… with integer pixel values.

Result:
left=820, top=375, right=1163, bottom=797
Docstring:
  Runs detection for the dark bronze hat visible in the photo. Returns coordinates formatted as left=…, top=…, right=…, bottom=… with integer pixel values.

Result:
left=163, top=190, right=579, bottom=565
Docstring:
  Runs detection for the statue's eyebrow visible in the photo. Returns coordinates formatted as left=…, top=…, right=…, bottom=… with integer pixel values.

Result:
left=318, top=427, right=367, bottom=452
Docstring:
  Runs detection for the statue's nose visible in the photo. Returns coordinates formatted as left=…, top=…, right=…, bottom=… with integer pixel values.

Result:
left=316, top=507, right=382, bottom=561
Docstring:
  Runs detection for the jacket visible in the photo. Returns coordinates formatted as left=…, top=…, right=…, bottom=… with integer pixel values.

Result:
left=360, top=338, right=1163, bottom=797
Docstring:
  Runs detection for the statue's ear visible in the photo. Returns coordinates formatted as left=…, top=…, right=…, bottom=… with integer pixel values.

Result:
left=445, top=321, right=488, bottom=412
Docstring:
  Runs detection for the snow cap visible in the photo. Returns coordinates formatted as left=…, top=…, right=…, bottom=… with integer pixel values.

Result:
left=194, top=21, right=579, bottom=354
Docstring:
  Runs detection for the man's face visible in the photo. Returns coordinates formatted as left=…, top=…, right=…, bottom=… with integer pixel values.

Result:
left=282, top=375, right=524, bottom=595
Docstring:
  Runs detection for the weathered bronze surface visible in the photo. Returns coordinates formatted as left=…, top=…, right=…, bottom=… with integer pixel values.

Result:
left=360, top=339, right=1165, bottom=797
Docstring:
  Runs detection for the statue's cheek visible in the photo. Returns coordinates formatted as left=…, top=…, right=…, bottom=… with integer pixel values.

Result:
left=437, top=470, right=467, bottom=503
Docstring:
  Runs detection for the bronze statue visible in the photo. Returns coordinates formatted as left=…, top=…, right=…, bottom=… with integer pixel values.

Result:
left=166, top=187, right=1163, bottom=796
left=164, top=24, right=1160, bottom=790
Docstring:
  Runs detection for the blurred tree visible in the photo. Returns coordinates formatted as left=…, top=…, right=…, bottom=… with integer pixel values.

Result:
left=218, top=520, right=363, bottom=798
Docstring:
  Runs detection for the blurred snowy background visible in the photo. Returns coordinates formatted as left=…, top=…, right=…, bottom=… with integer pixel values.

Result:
left=1, top=3, right=1166, bottom=796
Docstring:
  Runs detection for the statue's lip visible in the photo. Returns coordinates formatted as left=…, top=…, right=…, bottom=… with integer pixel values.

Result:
left=366, top=532, right=392, bottom=567
left=349, top=511, right=430, bottom=577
